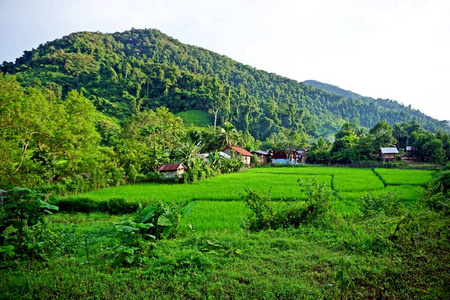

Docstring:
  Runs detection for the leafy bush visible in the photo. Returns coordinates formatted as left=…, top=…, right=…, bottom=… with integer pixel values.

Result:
left=52, top=197, right=139, bottom=214
left=0, top=187, right=58, bottom=261
left=107, top=198, right=139, bottom=215
left=112, top=201, right=184, bottom=266
left=423, top=170, right=450, bottom=214
left=359, top=192, right=402, bottom=218
left=243, top=179, right=335, bottom=231
left=52, top=197, right=102, bottom=213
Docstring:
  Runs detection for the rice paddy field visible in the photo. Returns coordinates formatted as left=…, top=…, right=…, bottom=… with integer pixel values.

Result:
left=68, top=166, right=435, bottom=233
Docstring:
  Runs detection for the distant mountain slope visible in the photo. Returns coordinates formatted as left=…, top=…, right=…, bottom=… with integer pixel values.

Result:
left=2, top=28, right=448, bottom=137
left=304, top=80, right=448, bottom=130
left=303, top=80, right=363, bottom=100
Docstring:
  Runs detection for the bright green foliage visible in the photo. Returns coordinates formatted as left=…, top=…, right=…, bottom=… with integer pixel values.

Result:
left=0, top=187, right=58, bottom=260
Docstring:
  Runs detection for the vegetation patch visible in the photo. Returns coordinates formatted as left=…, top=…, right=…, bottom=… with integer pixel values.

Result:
left=176, top=110, right=213, bottom=127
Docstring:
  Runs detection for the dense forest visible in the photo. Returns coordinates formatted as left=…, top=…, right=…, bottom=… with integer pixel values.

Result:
left=2, top=28, right=448, bottom=141
left=1, top=28, right=449, bottom=193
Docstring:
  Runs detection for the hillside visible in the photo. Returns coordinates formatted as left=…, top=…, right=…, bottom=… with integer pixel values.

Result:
left=304, top=80, right=448, bottom=127
left=2, top=28, right=449, bottom=137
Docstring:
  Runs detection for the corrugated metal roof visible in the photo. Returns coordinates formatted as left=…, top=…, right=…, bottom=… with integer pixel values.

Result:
left=223, top=145, right=252, bottom=156
left=380, top=147, right=399, bottom=154
left=157, top=163, right=186, bottom=172
left=252, top=150, right=270, bottom=156
left=201, top=152, right=231, bottom=159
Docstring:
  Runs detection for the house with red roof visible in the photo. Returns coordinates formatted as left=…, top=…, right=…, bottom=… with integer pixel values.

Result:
left=157, top=163, right=187, bottom=178
left=222, top=145, right=252, bottom=166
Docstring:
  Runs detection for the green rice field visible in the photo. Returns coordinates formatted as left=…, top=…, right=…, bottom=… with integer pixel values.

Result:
left=68, top=166, right=437, bottom=233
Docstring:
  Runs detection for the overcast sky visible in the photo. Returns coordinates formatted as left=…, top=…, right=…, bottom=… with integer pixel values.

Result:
left=1, top=0, right=449, bottom=120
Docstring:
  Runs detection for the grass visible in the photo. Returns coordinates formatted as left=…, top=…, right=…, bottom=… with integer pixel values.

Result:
left=176, top=110, right=213, bottom=127
left=179, top=201, right=249, bottom=233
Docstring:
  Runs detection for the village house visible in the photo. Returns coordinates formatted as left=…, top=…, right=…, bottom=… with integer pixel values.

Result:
left=157, top=163, right=187, bottom=178
left=251, top=150, right=271, bottom=165
left=222, top=145, right=252, bottom=166
left=271, top=149, right=306, bottom=165
left=380, top=147, right=399, bottom=162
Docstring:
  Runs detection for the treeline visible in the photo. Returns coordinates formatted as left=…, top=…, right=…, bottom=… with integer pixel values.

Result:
left=307, top=120, right=450, bottom=164
left=2, top=28, right=448, bottom=143
left=0, top=73, right=257, bottom=194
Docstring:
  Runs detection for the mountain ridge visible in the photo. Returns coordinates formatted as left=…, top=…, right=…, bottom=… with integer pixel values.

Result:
left=2, top=28, right=448, bottom=137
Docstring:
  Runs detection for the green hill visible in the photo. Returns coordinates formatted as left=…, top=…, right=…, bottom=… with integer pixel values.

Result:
left=2, top=28, right=448, bottom=137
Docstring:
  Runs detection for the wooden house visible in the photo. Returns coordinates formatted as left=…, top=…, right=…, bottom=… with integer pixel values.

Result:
left=222, top=145, right=252, bottom=166
left=157, top=163, right=187, bottom=178
left=251, top=150, right=271, bottom=165
left=380, top=147, right=399, bottom=162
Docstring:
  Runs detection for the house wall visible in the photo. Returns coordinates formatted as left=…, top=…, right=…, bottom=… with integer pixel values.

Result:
left=176, top=169, right=185, bottom=178
left=272, top=158, right=300, bottom=165
left=256, top=154, right=270, bottom=164
left=161, top=171, right=177, bottom=178
left=382, top=153, right=396, bottom=161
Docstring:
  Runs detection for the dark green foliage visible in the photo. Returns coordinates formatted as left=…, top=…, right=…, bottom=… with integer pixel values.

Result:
left=107, top=198, right=139, bottom=215
left=52, top=197, right=102, bottom=213
left=51, top=197, right=139, bottom=214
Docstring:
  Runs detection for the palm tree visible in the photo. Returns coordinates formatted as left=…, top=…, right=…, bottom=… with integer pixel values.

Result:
left=310, top=137, right=331, bottom=151
left=218, top=121, right=241, bottom=147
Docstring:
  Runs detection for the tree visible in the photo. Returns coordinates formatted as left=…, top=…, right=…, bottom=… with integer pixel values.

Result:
left=218, top=121, right=241, bottom=147
left=369, top=121, right=397, bottom=151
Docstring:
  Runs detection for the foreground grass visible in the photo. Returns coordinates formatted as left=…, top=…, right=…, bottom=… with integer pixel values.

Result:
left=1, top=208, right=448, bottom=299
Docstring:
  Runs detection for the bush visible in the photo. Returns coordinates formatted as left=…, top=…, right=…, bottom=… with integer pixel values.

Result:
left=243, top=179, right=335, bottom=231
left=424, top=170, right=450, bottom=214
left=51, top=197, right=139, bottom=214
left=107, top=198, right=139, bottom=215
left=359, top=192, right=402, bottom=218
left=53, top=197, right=100, bottom=213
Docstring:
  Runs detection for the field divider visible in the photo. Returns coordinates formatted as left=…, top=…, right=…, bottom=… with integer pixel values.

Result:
left=372, top=168, right=387, bottom=187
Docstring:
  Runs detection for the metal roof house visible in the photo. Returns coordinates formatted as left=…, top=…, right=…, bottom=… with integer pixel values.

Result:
left=380, top=147, right=399, bottom=162
left=251, top=150, right=271, bottom=165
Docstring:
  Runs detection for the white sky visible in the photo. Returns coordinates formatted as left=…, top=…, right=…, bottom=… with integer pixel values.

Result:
left=1, top=0, right=449, bottom=120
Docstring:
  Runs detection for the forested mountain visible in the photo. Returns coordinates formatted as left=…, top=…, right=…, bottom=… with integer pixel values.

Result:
left=304, top=80, right=448, bottom=129
left=2, top=28, right=448, bottom=140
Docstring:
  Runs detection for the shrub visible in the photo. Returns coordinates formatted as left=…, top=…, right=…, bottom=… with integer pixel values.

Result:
left=243, top=179, right=335, bottom=231
left=107, top=198, right=139, bottom=215
left=0, top=187, right=58, bottom=261
left=359, top=192, right=402, bottom=218
left=51, top=197, right=99, bottom=213
left=423, top=170, right=450, bottom=214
